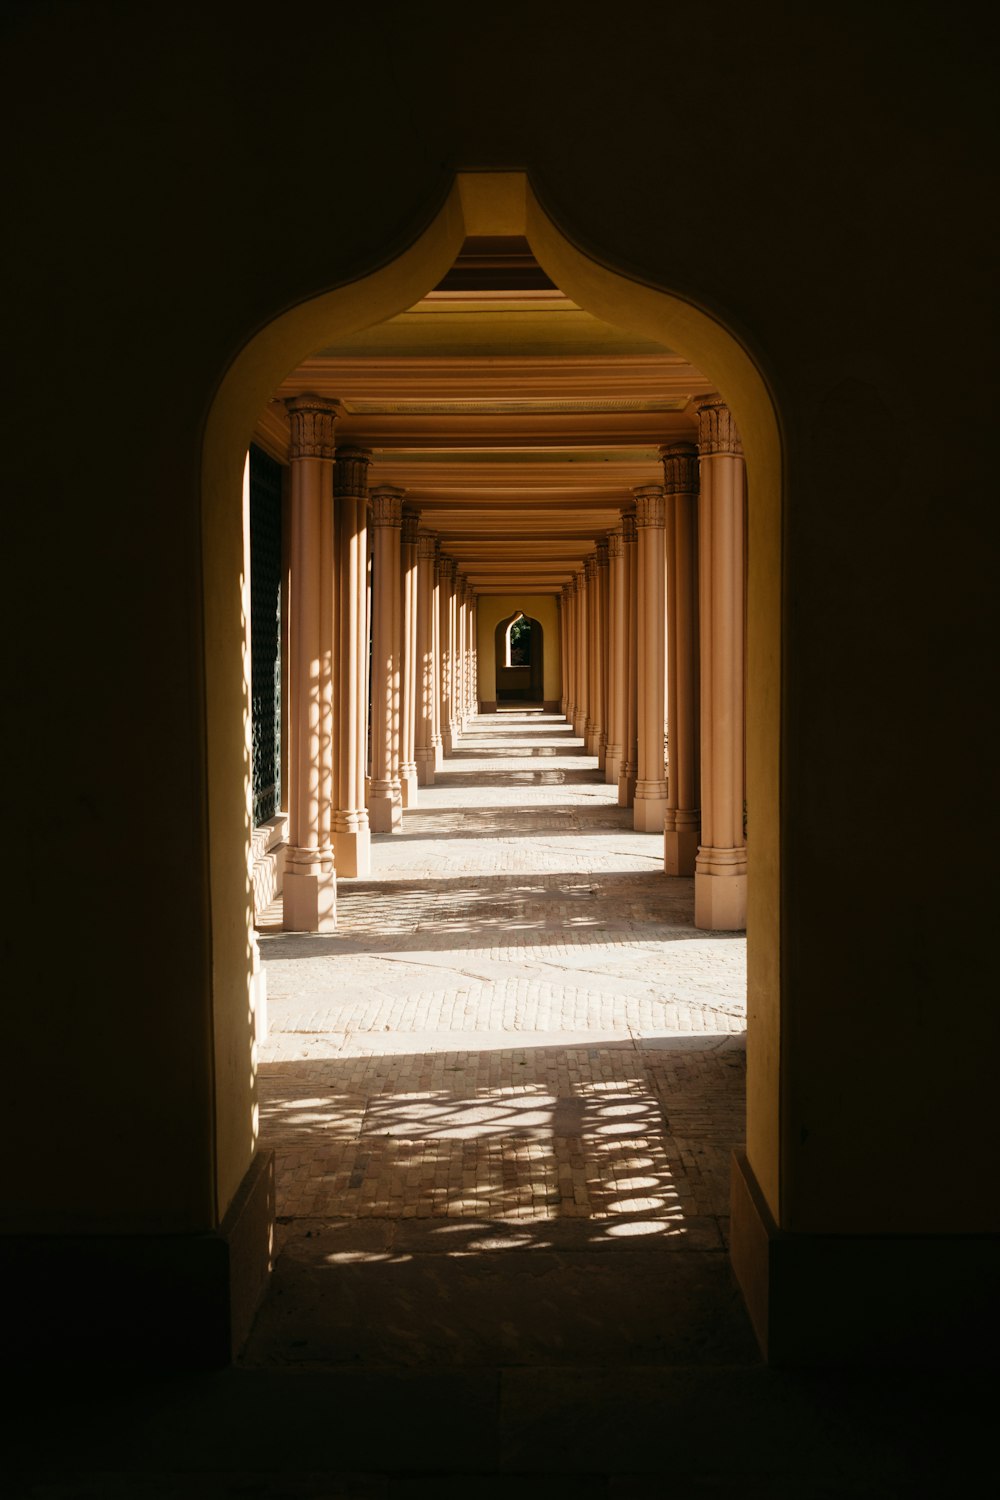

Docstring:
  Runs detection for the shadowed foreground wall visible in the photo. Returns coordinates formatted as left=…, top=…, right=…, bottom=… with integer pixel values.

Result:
left=2, top=0, right=995, bottom=1364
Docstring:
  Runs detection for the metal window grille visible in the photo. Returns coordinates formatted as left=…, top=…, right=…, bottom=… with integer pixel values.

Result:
left=249, top=445, right=283, bottom=826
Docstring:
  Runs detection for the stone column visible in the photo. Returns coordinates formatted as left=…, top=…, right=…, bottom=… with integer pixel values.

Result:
left=456, top=580, right=468, bottom=729
left=439, top=555, right=456, bottom=753
left=633, top=484, right=668, bottom=832
left=559, top=587, right=569, bottom=717
left=283, top=396, right=337, bottom=930
left=595, top=538, right=610, bottom=769
left=695, top=399, right=747, bottom=929
left=573, top=570, right=588, bottom=739
left=606, top=525, right=625, bottom=784
left=618, top=509, right=639, bottom=807
left=369, top=486, right=404, bottom=833
left=431, top=544, right=444, bottom=768
left=584, top=555, right=600, bottom=755
left=467, top=586, right=478, bottom=716
left=331, top=445, right=372, bottom=878
left=398, top=508, right=420, bottom=808
left=662, top=442, right=702, bottom=876
left=415, top=529, right=437, bottom=786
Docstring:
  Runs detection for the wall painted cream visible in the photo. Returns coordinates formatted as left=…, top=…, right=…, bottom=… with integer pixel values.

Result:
left=477, top=593, right=562, bottom=705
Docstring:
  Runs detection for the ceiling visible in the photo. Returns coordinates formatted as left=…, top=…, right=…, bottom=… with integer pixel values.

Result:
left=254, top=238, right=715, bottom=594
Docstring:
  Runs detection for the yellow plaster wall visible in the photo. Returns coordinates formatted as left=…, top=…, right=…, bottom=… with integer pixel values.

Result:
left=477, top=595, right=562, bottom=705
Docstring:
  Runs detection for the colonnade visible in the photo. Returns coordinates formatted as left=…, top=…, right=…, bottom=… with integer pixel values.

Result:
left=282, top=395, right=479, bottom=931
left=559, top=395, right=747, bottom=931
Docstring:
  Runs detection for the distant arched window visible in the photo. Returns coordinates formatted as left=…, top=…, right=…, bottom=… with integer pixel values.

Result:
left=505, top=611, right=532, bottom=666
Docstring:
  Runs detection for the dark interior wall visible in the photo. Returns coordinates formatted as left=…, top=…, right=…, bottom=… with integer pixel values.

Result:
left=2, top=3, right=995, bottom=1236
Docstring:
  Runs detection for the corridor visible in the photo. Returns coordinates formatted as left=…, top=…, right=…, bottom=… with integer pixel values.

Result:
left=249, top=711, right=752, bottom=1368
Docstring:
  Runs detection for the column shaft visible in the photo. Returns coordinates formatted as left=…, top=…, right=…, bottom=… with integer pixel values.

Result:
left=606, top=526, right=625, bottom=784
left=439, top=557, right=456, bottom=753
left=695, top=400, right=747, bottom=929
left=633, top=485, right=668, bottom=831
left=662, top=444, right=701, bottom=875
left=399, top=509, right=419, bottom=807
left=415, top=530, right=437, bottom=785
left=573, top=571, right=588, bottom=739
left=431, top=546, right=444, bottom=768
left=369, top=487, right=404, bottom=833
left=331, top=446, right=372, bottom=878
left=283, top=396, right=337, bottom=930
left=617, top=510, right=639, bottom=807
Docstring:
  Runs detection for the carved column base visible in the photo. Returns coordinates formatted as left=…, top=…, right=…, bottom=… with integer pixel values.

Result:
left=399, top=762, right=419, bottom=808
left=605, top=744, right=622, bottom=785
left=332, top=823, right=371, bottom=879
left=633, top=780, right=668, bottom=832
left=442, top=725, right=455, bottom=755
left=597, top=731, right=608, bottom=773
left=584, top=725, right=600, bottom=757
left=664, top=810, right=701, bottom=876
left=617, top=764, right=636, bottom=808
left=283, top=848, right=336, bottom=932
left=694, top=846, right=747, bottom=930
left=415, top=746, right=436, bottom=787
left=573, top=712, right=587, bottom=739
left=369, top=780, right=403, bottom=834
left=432, top=734, right=444, bottom=770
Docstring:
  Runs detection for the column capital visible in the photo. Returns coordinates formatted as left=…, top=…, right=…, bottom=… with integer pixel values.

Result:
left=696, top=397, right=743, bottom=457
left=595, top=538, right=610, bottom=567
left=333, top=445, right=372, bottom=498
left=286, top=394, right=339, bottom=460
left=633, top=485, right=666, bottom=528
left=416, top=528, right=437, bottom=560
left=608, top=526, right=624, bottom=560
left=584, top=552, right=599, bottom=580
left=573, top=570, right=586, bottom=595
left=660, top=441, right=699, bottom=494
left=401, top=508, right=420, bottom=546
left=621, top=512, right=638, bottom=545
left=369, top=486, right=405, bottom=527
left=438, top=554, right=456, bottom=582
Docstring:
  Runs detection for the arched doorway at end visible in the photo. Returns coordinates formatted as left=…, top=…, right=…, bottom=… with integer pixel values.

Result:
left=493, top=609, right=544, bottom=706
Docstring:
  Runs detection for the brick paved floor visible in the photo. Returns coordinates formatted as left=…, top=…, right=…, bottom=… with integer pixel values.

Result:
left=256, top=711, right=746, bottom=1244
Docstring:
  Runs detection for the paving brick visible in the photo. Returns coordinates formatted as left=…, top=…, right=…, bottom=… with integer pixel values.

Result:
left=258, top=712, right=745, bottom=1236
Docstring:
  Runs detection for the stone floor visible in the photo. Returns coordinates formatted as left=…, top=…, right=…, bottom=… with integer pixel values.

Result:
left=255, top=710, right=746, bottom=1250
left=9, top=715, right=988, bottom=1495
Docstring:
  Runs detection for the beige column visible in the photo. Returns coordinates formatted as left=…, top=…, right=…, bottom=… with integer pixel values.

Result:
left=456, top=580, right=468, bottom=728
left=695, top=399, right=747, bottom=929
left=369, top=485, right=404, bottom=833
left=439, top=555, right=456, bottom=753
left=662, top=443, right=701, bottom=876
left=633, top=484, right=668, bottom=832
left=560, top=583, right=571, bottom=721
left=331, top=445, right=372, bottom=878
left=415, top=529, right=437, bottom=786
left=559, top=587, right=569, bottom=717
left=617, top=509, right=639, bottom=806
left=584, top=555, right=599, bottom=754
left=606, top=525, right=625, bottom=784
left=573, top=570, right=588, bottom=739
left=398, top=508, right=420, bottom=808
left=595, top=538, right=609, bottom=768
left=283, top=396, right=337, bottom=931
left=467, top=586, right=478, bottom=716
left=431, top=544, right=444, bottom=768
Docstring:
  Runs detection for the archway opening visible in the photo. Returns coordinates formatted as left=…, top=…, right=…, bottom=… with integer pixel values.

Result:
left=494, top=610, right=544, bottom=705
left=202, top=171, right=782, bottom=1354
